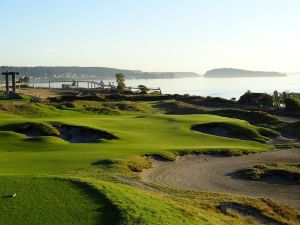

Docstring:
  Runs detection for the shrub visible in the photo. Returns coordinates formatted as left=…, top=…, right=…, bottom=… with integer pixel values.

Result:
left=284, top=96, right=300, bottom=112
left=238, top=92, right=274, bottom=107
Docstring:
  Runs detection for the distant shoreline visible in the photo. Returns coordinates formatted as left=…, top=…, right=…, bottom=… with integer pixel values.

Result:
left=204, top=68, right=287, bottom=78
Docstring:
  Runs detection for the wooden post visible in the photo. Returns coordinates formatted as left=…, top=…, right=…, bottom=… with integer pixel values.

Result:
left=1, top=71, right=19, bottom=99
left=49, top=82, right=51, bottom=89
left=5, top=74, right=9, bottom=98
left=12, top=74, right=16, bottom=94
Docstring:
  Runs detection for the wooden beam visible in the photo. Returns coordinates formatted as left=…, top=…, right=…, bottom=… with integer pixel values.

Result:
left=12, top=74, right=16, bottom=94
left=5, top=74, right=9, bottom=97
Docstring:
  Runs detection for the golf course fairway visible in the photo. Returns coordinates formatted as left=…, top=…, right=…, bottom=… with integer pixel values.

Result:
left=0, top=100, right=298, bottom=225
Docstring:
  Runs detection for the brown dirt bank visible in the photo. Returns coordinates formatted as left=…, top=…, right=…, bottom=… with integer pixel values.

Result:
left=141, top=148, right=300, bottom=210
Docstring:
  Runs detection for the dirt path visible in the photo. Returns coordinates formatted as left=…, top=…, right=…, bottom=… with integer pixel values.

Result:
left=141, top=148, right=300, bottom=209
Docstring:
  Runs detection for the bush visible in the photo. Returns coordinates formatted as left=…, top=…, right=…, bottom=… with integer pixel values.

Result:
left=284, top=96, right=300, bottom=112
left=238, top=92, right=274, bottom=107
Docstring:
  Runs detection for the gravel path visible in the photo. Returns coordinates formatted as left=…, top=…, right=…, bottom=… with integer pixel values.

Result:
left=141, top=148, right=300, bottom=209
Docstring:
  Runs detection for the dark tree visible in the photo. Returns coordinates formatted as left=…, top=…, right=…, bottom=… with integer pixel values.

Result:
left=115, top=73, right=126, bottom=93
left=17, top=76, right=30, bottom=83
left=138, top=85, right=149, bottom=94
left=284, top=96, right=300, bottom=112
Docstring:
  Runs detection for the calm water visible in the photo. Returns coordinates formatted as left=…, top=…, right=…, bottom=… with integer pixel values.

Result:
left=33, top=74, right=300, bottom=99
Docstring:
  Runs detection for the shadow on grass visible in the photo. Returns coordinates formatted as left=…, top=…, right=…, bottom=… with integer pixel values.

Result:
left=58, top=178, right=121, bottom=225
left=1, top=195, right=14, bottom=198
left=227, top=170, right=299, bottom=185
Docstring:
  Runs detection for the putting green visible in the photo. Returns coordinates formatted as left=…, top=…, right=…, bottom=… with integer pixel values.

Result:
left=0, top=176, right=119, bottom=225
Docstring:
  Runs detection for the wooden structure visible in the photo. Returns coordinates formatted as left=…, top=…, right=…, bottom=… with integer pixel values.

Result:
left=1, top=71, right=19, bottom=98
left=31, top=80, right=162, bottom=94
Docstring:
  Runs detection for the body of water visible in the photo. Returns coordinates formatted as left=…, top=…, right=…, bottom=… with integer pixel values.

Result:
left=32, top=74, right=300, bottom=99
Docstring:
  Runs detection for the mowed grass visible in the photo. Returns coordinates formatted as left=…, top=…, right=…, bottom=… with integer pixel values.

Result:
left=0, top=176, right=119, bottom=225
left=0, top=105, right=269, bottom=174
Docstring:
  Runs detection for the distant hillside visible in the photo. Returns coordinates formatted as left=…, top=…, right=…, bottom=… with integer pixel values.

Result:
left=0, top=66, right=199, bottom=81
left=172, top=72, right=200, bottom=78
left=204, top=68, right=286, bottom=78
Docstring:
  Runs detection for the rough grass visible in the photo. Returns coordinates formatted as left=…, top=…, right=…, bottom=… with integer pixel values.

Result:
left=125, top=157, right=152, bottom=172
left=207, top=109, right=283, bottom=128
left=54, top=100, right=157, bottom=115
left=0, top=103, right=47, bottom=117
left=84, top=176, right=300, bottom=225
left=237, top=163, right=300, bottom=183
left=153, top=100, right=204, bottom=114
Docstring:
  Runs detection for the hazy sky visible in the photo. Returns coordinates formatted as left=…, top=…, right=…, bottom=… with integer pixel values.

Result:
left=0, top=0, right=299, bottom=73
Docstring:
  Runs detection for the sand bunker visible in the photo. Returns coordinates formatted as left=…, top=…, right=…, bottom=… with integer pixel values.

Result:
left=191, top=122, right=258, bottom=140
left=51, top=122, right=117, bottom=143
left=141, top=148, right=300, bottom=209
left=1, top=122, right=117, bottom=143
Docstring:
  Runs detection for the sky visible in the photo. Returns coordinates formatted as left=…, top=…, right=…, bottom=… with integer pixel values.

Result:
left=0, top=0, right=299, bottom=74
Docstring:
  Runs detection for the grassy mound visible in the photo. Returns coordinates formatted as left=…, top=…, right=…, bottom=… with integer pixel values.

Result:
left=237, top=163, right=300, bottom=183
left=257, top=127, right=281, bottom=138
left=153, top=100, right=204, bottom=114
left=0, top=176, right=119, bottom=225
left=89, top=179, right=300, bottom=225
left=0, top=121, right=117, bottom=143
left=191, top=122, right=272, bottom=142
left=55, top=102, right=119, bottom=115
left=0, top=103, right=49, bottom=117
left=0, top=122, right=60, bottom=137
left=218, top=202, right=282, bottom=224
left=24, top=136, right=68, bottom=145
left=282, top=121, right=300, bottom=139
left=208, top=109, right=282, bottom=128
left=55, top=101, right=154, bottom=114
left=0, top=131, right=27, bottom=141
left=81, top=106, right=120, bottom=115
left=103, top=102, right=146, bottom=112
